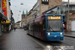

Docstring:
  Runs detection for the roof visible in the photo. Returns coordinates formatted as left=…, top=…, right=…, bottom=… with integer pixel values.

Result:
left=22, top=11, right=25, bottom=15
left=26, top=10, right=28, bottom=14
left=62, top=2, right=75, bottom=6
left=16, top=21, right=21, bottom=23
left=0, top=12, right=8, bottom=20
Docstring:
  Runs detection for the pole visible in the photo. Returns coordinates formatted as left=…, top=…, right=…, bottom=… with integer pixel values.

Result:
left=68, top=0, right=69, bottom=31
left=11, top=15, right=12, bottom=23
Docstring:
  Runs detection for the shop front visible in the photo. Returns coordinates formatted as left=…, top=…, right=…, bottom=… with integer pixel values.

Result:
left=71, top=20, right=75, bottom=31
left=0, top=12, right=7, bottom=35
left=66, top=11, right=75, bottom=31
left=1, top=21, right=11, bottom=32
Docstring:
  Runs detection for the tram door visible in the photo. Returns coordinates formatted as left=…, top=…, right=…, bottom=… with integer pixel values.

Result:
left=0, top=23, right=2, bottom=35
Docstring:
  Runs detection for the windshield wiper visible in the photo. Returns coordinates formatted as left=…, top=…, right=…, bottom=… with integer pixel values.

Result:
left=49, top=26, right=54, bottom=31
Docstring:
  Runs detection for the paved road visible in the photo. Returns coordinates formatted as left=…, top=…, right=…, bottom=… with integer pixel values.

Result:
left=0, top=29, right=75, bottom=50
left=0, top=29, right=43, bottom=50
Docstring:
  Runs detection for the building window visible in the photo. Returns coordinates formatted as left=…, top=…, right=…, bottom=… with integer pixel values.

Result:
left=0, top=0, right=1, bottom=10
left=41, top=0, right=49, bottom=5
left=70, top=6, right=75, bottom=10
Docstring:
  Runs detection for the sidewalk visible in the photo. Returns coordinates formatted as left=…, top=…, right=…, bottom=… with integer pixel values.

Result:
left=64, top=32, right=75, bottom=38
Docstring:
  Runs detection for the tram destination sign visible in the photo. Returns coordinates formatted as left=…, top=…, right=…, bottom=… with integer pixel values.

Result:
left=47, top=16, right=61, bottom=20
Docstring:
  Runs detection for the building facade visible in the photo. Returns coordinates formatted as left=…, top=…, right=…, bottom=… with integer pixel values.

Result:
left=11, top=16, right=15, bottom=30
left=42, top=3, right=75, bottom=31
left=21, top=11, right=26, bottom=27
left=21, top=10, right=28, bottom=28
left=27, top=0, right=75, bottom=31
left=27, top=0, right=62, bottom=24
left=48, top=0, right=62, bottom=8
left=0, top=0, right=2, bottom=35
left=15, top=21, right=21, bottom=29
left=1, top=0, right=13, bottom=32
left=66, top=10, right=75, bottom=31
left=0, top=0, right=8, bottom=34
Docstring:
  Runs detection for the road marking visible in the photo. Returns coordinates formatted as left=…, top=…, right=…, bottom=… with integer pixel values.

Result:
left=24, top=31, right=53, bottom=50
left=28, top=35, right=46, bottom=48
left=27, top=35, right=53, bottom=50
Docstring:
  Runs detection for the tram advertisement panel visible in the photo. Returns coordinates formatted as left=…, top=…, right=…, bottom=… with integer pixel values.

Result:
left=47, top=15, right=62, bottom=32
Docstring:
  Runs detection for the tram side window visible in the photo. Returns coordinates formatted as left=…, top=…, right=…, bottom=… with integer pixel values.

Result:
left=31, top=25, right=33, bottom=31
left=43, top=25, right=45, bottom=31
left=37, top=25, right=39, bottom=31
left=43, top=20, right=45, bottom=31
left=29, top=25, right=31, bottom=30
left=40, top=25, right=42, bottom=32
left=36, top=25, right=38, bottom=31
left=39, top=25, right=43, bottom=32
left=34, top=25, right=36, bottom=31
left=33, top=25, right=34, bottom=31
left=38, top=25, right=40, bottom=31
left=35, top=25, right=37, bottom=31
left=42, top=25, right=43, bottom=32
left=33, top=25, right=35, bottom=31
left=29, top=25, right=33, bottom=31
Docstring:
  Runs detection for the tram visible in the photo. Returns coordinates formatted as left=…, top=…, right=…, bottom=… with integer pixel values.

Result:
left=27, top=14, right=64, bottom=41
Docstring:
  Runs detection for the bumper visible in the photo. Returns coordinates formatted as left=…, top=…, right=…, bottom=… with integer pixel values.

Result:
left=46, top=35, right=64, bottom=41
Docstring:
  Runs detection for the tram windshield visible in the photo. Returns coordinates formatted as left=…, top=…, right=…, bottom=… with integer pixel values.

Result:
left=47, top=16, right=63, bottom=32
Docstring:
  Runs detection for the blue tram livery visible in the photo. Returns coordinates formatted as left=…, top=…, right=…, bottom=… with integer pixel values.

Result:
left=27, top=14, right=64, bottom=41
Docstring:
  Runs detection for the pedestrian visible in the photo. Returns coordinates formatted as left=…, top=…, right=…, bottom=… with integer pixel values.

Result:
left=14, top=27, right=16, bottom=31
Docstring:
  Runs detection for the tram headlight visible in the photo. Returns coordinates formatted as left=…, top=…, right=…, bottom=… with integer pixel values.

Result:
left=60, top=33, right=63, bottom=35
left=47, top=33, right=51, bottom=35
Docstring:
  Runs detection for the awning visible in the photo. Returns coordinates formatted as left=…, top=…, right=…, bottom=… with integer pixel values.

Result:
left=1, top=21, right=11, bottom=25
left=0, top=12, right=8, bottom=20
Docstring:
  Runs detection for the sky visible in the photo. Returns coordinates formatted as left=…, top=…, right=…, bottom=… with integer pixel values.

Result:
left=10, top=0, right=75, bottom=23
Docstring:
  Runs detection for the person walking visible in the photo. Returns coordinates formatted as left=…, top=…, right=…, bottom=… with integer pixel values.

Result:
left=14, top=27, right=16, bottom=31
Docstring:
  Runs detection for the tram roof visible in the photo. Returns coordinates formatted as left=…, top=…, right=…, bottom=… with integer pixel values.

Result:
left=34, top=14, right=45, bottom=23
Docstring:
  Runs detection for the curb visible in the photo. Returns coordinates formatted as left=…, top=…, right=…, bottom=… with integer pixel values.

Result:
left=64, top=34, right=75, bottom=38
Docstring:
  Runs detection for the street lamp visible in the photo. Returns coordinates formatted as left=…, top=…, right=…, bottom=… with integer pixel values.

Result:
left=21, top=3, right=24, bottom=5
left=68, top=0, right=69, bottom=31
